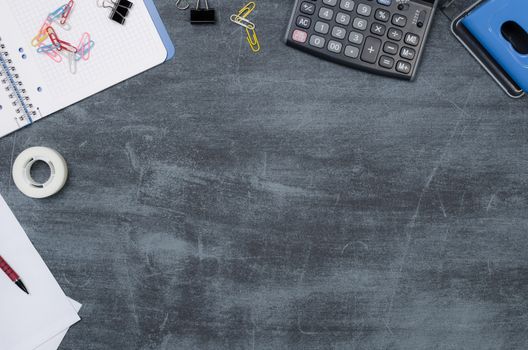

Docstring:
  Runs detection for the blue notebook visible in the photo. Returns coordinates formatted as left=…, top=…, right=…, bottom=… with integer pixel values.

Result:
left=462, top=0, right=528, bottom=91
left=0, top=0, right=175, bottom=139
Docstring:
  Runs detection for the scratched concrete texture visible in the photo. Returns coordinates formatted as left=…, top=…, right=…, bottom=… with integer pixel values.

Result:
left=1, top=0, right=528, bottom=349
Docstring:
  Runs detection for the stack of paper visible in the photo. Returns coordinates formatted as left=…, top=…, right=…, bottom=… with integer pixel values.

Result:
left=0, top=195, right=82, bottom=350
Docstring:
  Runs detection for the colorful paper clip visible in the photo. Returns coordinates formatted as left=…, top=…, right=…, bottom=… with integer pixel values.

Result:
left=58, top=39, right=77, bottom=53
left=38, top=43, right=63, bottom=63
left=45, top=26, right=62, bottom=51
left=32, top=2, right=95, bottom=72
left=37, top=44, right=60, bottom=53
left=32, top=19, right=53, bottom=47
left=60, top=0, right=75, bottom=25
left=75, top=33, right=95, bottom=61
left=47, top=4, right=68, bottom=23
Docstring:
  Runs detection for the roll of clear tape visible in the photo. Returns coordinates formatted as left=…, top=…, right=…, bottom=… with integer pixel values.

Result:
left=12, top=147, right=68, bottom=198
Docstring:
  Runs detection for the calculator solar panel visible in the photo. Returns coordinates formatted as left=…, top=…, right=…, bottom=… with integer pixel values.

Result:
left=284, top=0, right=438, bottom=80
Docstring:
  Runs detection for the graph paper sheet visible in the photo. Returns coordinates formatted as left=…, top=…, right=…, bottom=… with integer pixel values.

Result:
left=0, top=0, right=168, bottom=138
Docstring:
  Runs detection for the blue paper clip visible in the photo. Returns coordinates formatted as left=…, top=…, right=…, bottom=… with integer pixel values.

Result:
left=74, top=40, right=95, bottom=61
left=37, top=44, right=60, bottom=53
left=47, top=4, right=68, bottom=22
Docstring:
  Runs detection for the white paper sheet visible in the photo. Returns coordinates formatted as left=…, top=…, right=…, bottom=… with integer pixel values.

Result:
left=0, top=195, right=81, bottom=350
left=35, top=298, right=82, bottom=350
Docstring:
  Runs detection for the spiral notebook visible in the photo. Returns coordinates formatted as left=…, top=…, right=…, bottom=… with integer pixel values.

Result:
left=0, top=0, right=174, bottom=139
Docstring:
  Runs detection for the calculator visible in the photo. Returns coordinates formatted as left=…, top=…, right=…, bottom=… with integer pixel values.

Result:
left=284, top=0, right=438, bottom=80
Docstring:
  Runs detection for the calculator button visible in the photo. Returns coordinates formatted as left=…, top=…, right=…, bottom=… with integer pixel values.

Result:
left=391, top=14, right=407, bottom=27
left=383, top=41, right=398, bottom=54
left=353, top=17, right=368, bottom=31
left=327, top=40, right=343, bottom=53
left=314, top=21, right=330, bottom=34
left=292, top=29, right=308, bottom=43
left=400, top=46, right=415, bottom=59
left=404, top=33, right=420, bottom=46
left=356, top=3, right=372, bottom=16
left=309, top=35, right=326, bottom=48
left=396, top=60, right=412, bottom=74
left=388, top=27, right=403, bottom=41
left=331, top=26, right=347, bottom=39
left=370, top=22, right=386, bottom=36
left=345, top=45, right=360, bottom=58
left=300, top=2, right=316, bottom=15
left=323, top=0, right=338, bottom=6
left=319, top=7, right=334, bottom=20
left=379, top=55, right=394, bottom=68
left=374, top=9, right=390, bottom=22
left=340, top=0, right=355, bottom=11
left=336, top=12, right=351, bottom=25
left=361, top=36, right=381, bottom=63
left=377, top=0, right=392, bottom=6
left=296, top=16, right=311, bottom=29
left=348, top=31, right=364, bottom=44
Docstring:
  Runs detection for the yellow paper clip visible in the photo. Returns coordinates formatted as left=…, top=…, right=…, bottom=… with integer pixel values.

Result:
left=238, top=1, right=255, bottom=18
left=230, top=14, right=255, bottom=30
left=245, top=27, right=260, bottom=53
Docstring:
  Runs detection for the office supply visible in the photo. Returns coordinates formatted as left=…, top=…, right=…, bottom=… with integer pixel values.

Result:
left=38, top=298, right=82, bottom=350
left=284, top=0, right=438, bottom=80
left=0, top=255, right=29, bottom=294
left=176, top=0, right=190, bottom=10
left=98, top=0, right=134, bottom=25
left=230, top=15, right=256, bottom=30
left=246, top=27, right=261, bottom=52
left=12, top=147, right=68, bottom=199
left=32, top=3, right=95, bottom=76
left=450, top=0, right=528, bottom=97
left=60, top=0, right=74, bottom=25
left=191, top=0, right=216, bottom=24
left=0, top=0, right=175, bottom=139
left=230, top=2, right=261, bottom=53
left=0, top=194, right=80, bottom=350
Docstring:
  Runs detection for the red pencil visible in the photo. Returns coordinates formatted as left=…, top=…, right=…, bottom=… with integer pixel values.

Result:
left=0, top=256, right=29, bottom=294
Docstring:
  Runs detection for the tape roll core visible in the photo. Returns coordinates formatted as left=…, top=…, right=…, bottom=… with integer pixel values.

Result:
left=12, top=147, right=68, bottom=198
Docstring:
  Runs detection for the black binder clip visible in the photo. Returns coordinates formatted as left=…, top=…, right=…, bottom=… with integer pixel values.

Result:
left=99, top=0, right=133, bottom=25
left=190, top=0, right=216, bottom=25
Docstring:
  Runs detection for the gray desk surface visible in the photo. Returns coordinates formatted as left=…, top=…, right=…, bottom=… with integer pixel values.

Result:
left=1, top=1, right=528, bottom=349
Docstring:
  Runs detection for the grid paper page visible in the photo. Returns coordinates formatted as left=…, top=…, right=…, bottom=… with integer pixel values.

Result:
left=2, top=0, right=167, bottom=121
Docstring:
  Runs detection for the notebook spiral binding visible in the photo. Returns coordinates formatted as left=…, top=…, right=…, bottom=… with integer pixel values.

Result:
left=0, top=37, right=36, bottom=127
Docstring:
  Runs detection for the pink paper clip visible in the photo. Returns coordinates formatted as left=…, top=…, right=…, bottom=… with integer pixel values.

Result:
left=38, top=43, right=62, bottom=63
left=46, top=26, right=62, bottom=50
left=75, top=33, right=93, bottom=61
left=60, top=0, right=74, bottom=25
left=58, top=39, right=77, bottom=53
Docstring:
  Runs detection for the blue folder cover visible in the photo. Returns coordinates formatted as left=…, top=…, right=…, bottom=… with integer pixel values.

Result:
left=462, top=0, right=528, bottom=91
left=144, top=0, right=175, bottom=61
